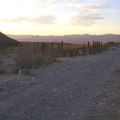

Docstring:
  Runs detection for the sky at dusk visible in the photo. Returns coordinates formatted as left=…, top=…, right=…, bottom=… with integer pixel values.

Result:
left=0, top=0, right=120, bottom=35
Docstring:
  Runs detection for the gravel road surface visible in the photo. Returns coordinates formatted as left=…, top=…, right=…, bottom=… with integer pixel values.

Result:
left=0, top=47, right=120, bottom=120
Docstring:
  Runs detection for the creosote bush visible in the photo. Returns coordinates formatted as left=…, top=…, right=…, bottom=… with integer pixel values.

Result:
left=15, top=46, right=57, bottom=69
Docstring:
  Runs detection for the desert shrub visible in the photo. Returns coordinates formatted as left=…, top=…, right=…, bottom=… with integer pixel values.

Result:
left=43, top=50, right=57, bottom=64
left=15, top=47, right=40, bottom=68
left=65, top=48, right=80, bottom=57
left=15, top=46, right=57, bottom=69
left=10, top=65, right=21, bottom=74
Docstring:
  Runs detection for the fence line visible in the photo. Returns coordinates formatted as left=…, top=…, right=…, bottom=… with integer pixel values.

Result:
left=24, top=41, right=119, bottom=56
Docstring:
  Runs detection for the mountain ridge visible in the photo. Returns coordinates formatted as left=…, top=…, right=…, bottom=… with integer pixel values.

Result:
left=0, top=32, right=21, bottom=47
left=7, top=34, right=120, bottom=44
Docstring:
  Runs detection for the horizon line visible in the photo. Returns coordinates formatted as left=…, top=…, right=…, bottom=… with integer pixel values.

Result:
left=7, top=33, right=120, bottom=36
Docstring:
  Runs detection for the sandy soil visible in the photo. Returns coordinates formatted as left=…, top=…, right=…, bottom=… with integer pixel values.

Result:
left=0, top=47, right=120, bottom=120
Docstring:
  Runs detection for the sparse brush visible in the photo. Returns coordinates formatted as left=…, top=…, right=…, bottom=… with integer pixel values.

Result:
left=65, top=48, right=80, bottom=57
left=43, top=51, right=57, bottom=64
left=15, top=48, right=41, bottom=69
left=15, top=45, right=57, bottom=69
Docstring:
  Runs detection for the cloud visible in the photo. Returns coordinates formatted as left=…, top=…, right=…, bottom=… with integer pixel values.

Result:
left=35, top=0, right=107, bottom=26
left=36, top=0, right=74, bottom=4
left=0, top=0, right=111, bottom=27
left=72, top=13, right=104, bottom=26
left=31, top=15, right=56, bottom=24
left=36, top=0, right=58, bottom=7
left=67, top=2, right=106, bottom=12
left=0, top=17, right=29, bottom=23
left=67, top=2, right=106, bottom=26
left=0, top=15, right=56, bottom=25
left=80, top=4, right=105, bottom=12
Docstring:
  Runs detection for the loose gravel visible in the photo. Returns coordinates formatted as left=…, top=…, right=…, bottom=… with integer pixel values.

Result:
left=0, top=47, right=120, bottom=120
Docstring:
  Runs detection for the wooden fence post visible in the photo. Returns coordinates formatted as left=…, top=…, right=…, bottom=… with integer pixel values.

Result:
left=34, top=42, right=36, bottom=54
left=95, top=41, right=97, bottom=53
left=81, top=43, right=86, bottom=55
left=70, top=43, right=72, bottom=50
left=93, top=41, right=95, bottom=54
left=51, top=42, right=54, bottom=51
left=88, top=41, right=91, bottom=54
left=42, top=42, right=45, bottom=51
left=96, top=41, right=99, bottom=52
left=93, top=41, right=95, bottom=47
left=61, top=41, right=64, bottom=50
left=88, top=41, right=90, bottom=47
left=101, top=42, right=102, bottom=48
left=37, top=43, right=40, bottom=51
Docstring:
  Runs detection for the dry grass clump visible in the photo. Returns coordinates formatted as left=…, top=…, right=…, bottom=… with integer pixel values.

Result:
left=0, top=50, right=20, bottom=75
left=15, top=47, right=37, bottom=69
left=15, top=46, right=57, bottom=69
left=64, top=48, right=80, bottom=57
left=0, top=44, right=57, bottom=74
left=62, top=46, right=88, bottom=57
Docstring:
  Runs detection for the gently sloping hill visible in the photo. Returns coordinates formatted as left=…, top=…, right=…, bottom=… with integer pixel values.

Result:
left=0, top=32, right=21, bottom=47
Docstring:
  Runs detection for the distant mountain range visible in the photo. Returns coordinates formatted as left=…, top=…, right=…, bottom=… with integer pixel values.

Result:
left=0, top=32, right=20, bottom=47
left=7, top=34, right=120, bottom=44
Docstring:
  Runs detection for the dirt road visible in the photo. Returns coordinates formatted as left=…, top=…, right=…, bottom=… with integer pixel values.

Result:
left=0, top=47, right=120, bottom=120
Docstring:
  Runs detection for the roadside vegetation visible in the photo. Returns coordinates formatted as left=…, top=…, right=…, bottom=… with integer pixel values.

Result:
left=0, top=40, right=120, bottom=75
